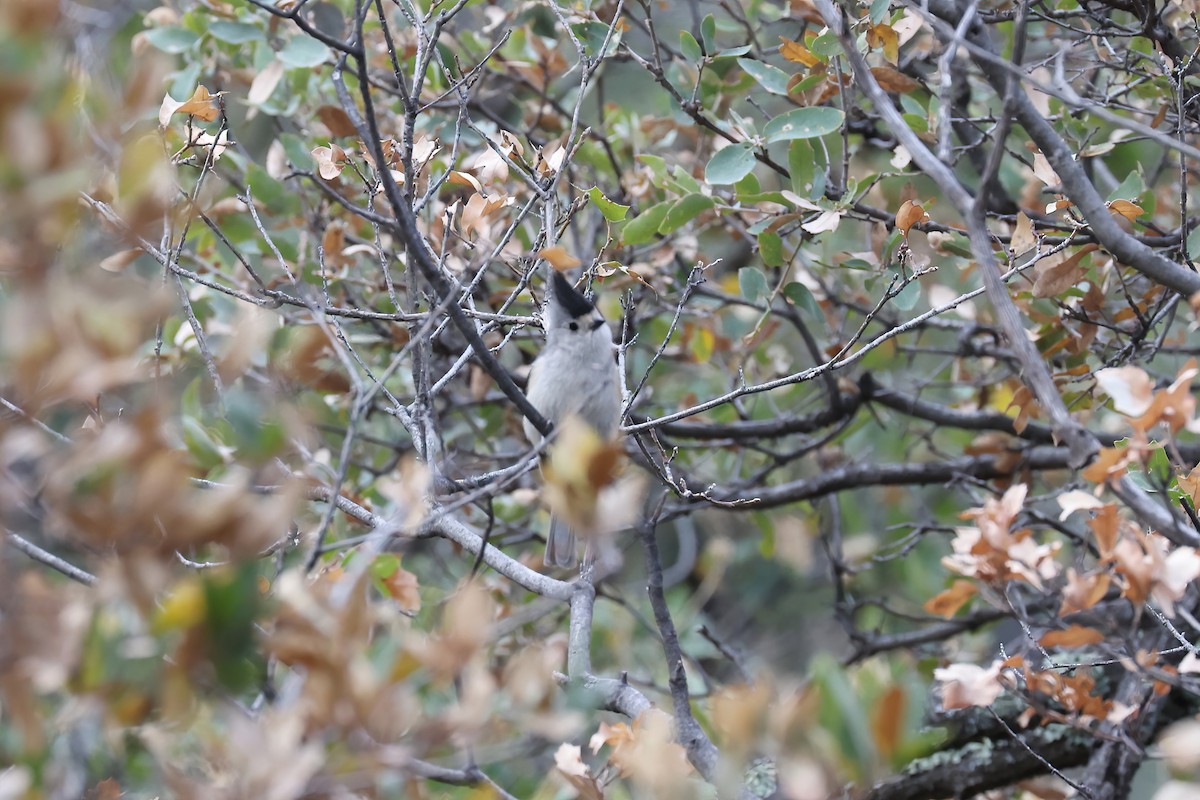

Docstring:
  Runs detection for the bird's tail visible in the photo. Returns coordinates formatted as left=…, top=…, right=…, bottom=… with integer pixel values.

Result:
left=544, top=515, right=577, bottom=568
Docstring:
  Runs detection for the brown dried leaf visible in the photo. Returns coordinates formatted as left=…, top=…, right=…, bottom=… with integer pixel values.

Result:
left=315, top=104, right=358, bottom=137
left=1058, top=568, right=1111, bottom=615
left=1011, top=212, right=1036, bottom=256
left=1031, top=244, right=1097, bottom=298
left=870, top=65, right=920, bottom=93
left=895, top=199, right=927, bottom=237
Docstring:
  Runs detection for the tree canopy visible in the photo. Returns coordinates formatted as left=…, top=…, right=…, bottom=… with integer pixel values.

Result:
left=4, top=0, right=1200, bottom=797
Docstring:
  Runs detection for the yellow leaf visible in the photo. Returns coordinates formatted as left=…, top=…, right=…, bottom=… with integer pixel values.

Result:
left=866, top=24, right=899, bottom=64
left=779, top=36, right=820, bottom=67
left=153, top=578, right=206, bottom=633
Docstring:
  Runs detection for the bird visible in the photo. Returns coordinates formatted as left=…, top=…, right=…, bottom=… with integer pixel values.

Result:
left=523, top=269, right=622, bottom=568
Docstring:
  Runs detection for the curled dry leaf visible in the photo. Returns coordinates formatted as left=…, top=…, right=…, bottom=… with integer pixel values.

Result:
left=894, top=199, right=928, bottom=237
left=311, top=143, right=347, bottom=180
left=158, top=85, right=220, bottom=128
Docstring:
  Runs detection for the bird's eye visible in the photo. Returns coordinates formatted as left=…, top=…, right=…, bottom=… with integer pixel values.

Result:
left=568, top=321, right=579, bottom=331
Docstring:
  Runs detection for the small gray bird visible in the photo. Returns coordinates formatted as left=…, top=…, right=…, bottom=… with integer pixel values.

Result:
left=523, top=270, right=622, bottom=568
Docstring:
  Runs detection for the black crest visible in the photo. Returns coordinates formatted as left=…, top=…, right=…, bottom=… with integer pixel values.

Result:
left=551, top=270, right=595, bottom=319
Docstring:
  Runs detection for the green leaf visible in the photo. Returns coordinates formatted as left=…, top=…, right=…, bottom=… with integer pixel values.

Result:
left=622, top=201, right=672, bottom=245
left=764, top=107, right=845, bottom=142
left=705, top=143, right=757, bottom=185
left=672, top=165, right=703, bottom=194
left=208, top=21, right=264, bottom=44
left=701, top=14, right=717, bottom=53
left=182, top=416, right=227, bottom=470
left=1108, top=170, right=1147, bottom=203
left=788, top=139, right=815, bottom=197
left=759, top=231, right=784, bottom=268
left=739, top=266, right=769, bottom=303
left=659, top=193, right=714, bottom=234
left=278, top=35, right=330, bottom=68
left=714, top=45, right=752, bottom=59
left=638, top=154, right=668, bottom=183
left=738, top=57, right=791, bottom=95
left=143, top=26, right=200, bottom=54
left=572, top=21, right=620, bottom=57
left=869, top=0, right=891, bottom=24
left=812, top=652, right=877, bottom=776
left=810, top=29, right=842, bottom=58
left=680, top=30, right=703, bottom=61
left=784, top=281, right=821, bottom=317
left=586, top=186, right=630, bottom=222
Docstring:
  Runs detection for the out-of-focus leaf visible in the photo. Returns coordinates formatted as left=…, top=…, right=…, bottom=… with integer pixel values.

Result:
left=278, top=35, right=330, bottom=68
left=784, top=281, right=821, bottom=317
left=739, top=267, right=769, bottom=303
left=208, top=21, right=264, bottom=44
left=680, top=30, right=702, bottom=61
left=143, top=26, right=200, bottom=54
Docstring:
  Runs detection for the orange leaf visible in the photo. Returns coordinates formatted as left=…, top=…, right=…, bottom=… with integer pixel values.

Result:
left=1107, top=199, right=1145, bottom=222
left=539, top=245, right=581, bottom=270
left=1039, top=624, right=1105, bottom=648
left=870, top=686, right=906, bottom=758
left=895, top=199, right=928, bottom=236
left=176, top=85, right=220, bottom=121
left=924, top=579, right=977, bottom=618
left=1081, top=447, right=1128, bottom=486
